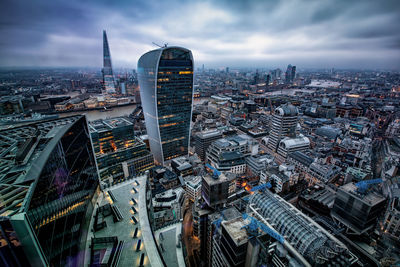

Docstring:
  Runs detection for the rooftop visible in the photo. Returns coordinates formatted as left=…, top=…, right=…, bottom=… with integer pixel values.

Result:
left=89, top=117, right=133, bottom=132
left=340, top=182, right=386, bottom=206
left=222, top=217, right=249, bottom=246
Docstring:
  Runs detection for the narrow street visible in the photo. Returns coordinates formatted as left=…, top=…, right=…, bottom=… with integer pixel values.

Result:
left=182, top=203, right=200, bottom=267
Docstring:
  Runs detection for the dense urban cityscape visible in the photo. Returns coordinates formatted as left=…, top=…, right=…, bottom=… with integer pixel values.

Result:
left=1, top=0, right=400, bottom=267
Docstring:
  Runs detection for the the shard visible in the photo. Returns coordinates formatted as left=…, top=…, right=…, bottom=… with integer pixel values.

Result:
left=102, top=30, right=116, bottom=94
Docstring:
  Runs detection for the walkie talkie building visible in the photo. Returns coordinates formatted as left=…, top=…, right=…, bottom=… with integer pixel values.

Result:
left=138, top=46, right=194, bottom=165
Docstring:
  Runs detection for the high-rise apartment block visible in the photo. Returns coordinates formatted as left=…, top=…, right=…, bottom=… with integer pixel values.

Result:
left=138, top=46, right=194, bottom=165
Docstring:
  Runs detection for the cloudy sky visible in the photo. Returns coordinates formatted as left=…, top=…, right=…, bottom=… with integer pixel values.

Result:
left=0, top=0, right=399, bottom=69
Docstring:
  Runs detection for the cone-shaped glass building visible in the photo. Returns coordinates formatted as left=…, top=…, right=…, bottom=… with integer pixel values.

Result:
left=102, top=30, right=116, bottom=94
left=138, top=47, right=194, bottom=165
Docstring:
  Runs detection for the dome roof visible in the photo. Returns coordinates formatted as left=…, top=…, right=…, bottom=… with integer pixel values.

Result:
left=275, top=103, right=298, bottom=117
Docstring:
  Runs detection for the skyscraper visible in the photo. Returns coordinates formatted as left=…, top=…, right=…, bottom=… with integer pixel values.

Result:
left=138, top=46, right=194, bottom=165
left=0, top=116, right=99, bottom=266
left=266, top=103, right=298, bottom=153
left=102, top=30, right=116, bottom=94
left=285, top=64, right=296, bottom=84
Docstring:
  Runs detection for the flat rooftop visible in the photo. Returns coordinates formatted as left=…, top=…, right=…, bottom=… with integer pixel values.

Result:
left=222, top=217, right=249, bottom=247
left=84, top=175, right=164, bottom=267
left=202, top=172, right=236, bottom=186
left=89, top=117, right=133, bottom=132
left=340, top=182, right=386, bottom=206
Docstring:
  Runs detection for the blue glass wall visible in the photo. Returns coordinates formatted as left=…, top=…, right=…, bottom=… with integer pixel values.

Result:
left=138, top=47, right=194, bottom=165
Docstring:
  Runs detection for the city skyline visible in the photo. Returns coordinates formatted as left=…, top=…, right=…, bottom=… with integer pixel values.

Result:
left=0, top=0, right=399, bottom=70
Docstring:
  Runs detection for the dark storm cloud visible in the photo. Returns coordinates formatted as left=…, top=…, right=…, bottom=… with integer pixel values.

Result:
left=0, top=0, right=399, bottom=69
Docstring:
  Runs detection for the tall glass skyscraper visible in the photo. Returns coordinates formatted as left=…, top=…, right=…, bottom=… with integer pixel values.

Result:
left=102, top=30, right=116, bottom=94
left=138, top=46, right=194, bottom=165
left=0, top=116, right=99, bottom=267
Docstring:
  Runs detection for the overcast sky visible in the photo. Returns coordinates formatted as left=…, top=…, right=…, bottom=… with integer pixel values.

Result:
left=0, top=0, right=399, bottom=69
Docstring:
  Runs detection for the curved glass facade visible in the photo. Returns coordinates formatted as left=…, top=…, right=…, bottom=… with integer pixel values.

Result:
left=138, top=47, right=194, bottom=165
left=26, top=116, right=99, bottom=266
left=250, top=190, right=348, bottom=263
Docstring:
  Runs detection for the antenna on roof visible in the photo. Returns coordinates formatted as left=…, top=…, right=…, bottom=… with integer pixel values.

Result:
left=152, top=42, right=163, bottom=48
left=152, top=42, right=168, bottom=48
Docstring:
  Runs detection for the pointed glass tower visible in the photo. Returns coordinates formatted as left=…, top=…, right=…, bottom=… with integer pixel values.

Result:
left=102, top=30, right=116, bottom=94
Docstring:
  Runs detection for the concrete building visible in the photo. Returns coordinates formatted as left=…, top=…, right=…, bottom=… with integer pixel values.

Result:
left=152, top=187, right=185, bottom=229
left=206, top=135, right=258, bottom=174
left=171, top=156, right=193, bottom=177
left=185, top=175, right=202, bottom=202
left=201, top=172, right=237, bottom=208
left=266, top=104, right=298, bottom=153
left=245, top=153, right=274, bottom=176
left=194, top=129, right=223, bottom=161
left=332, top=183, right=386, bottom=234
left=276, top=135, right=310, bottom=160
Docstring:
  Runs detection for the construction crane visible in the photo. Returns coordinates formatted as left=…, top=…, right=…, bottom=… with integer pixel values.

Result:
left=241, top=213, right=285, bottom=244
left=269, top=98, right=274, bottom=115
left=355, top=178, right=382, bottom=194
left=250, top=182, right=271, bottom=192
left=205, top=163, right=221, bottom=178
left=213, top=210, right=225, bottom=235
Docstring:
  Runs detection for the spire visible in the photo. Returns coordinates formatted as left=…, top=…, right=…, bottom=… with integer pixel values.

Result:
left=102, top=30, right=116, bottom=94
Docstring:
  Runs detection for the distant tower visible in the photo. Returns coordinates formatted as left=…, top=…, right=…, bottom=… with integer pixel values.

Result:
left=285, top=64, right=293, bottom=84
left=102, top=30, right=116, bottom=94
left=291, top=65, right=296, bottom=82
left=138, top=46, right=194, bottom=165
left=266, top=103, right=298, bottom=153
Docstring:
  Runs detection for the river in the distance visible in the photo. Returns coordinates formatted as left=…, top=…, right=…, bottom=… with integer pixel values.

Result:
left=58, top=105, right=137, bottom=121
left=58, top=98, right=208, bottom=122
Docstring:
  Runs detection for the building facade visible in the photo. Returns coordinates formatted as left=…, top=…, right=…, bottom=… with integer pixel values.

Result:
left=89, top=117, right=153, bottom=186
left=194, top=129, right=223, bottom=161
left=102, top=30, right=116, bottom=94
left=266, top=104, right=298, bottom=153
left=138, top=46, right=194, bottom=165
left=0, top=116, right=99, bottom=267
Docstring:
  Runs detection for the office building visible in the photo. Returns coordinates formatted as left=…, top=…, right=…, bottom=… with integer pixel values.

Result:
left=0, top=116, right=99, bottom=267
left=276, top=135, right=310, bottom=160
left=152, top=187, right=185, bottom=229
left=285, top=64, right=296, bottom=83
left=201, top=172, right=236, bottom=208
left=212, top=217, right=249, bottom=267
left=207, top=135, right=258, bottom=163
left=89, top=118, right=153, bottom=186
left=194, top=129, right=223, bottom=161
left=246, top=153, right=274, bottom=176
left=171, top=156, right=193, bottom=177
left=332, top=183, right=386, bottom=234
left=382, top=197, right=400, bottom=241
left=102, top=30, right=116, bottom=94
left=185, top=175, right=202, bottom=202
left=266, top=104, right=298, bottom=153
left=138, top=46, right=194, bottom=165
left=249, top=190, right=356, bottom=266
